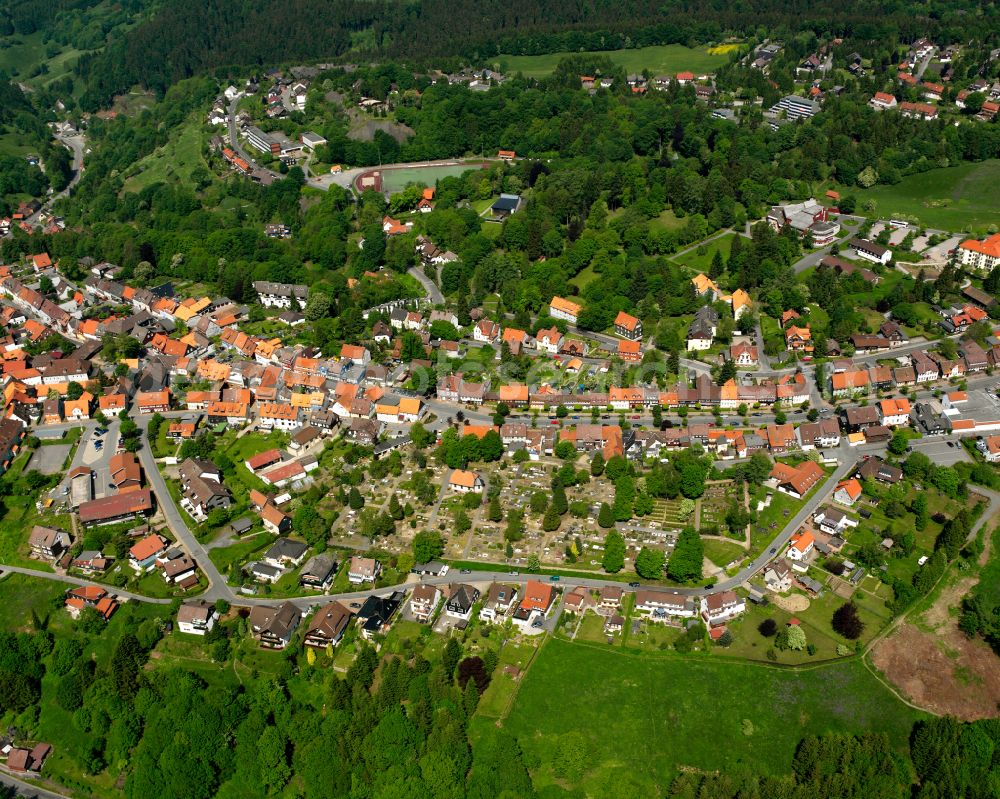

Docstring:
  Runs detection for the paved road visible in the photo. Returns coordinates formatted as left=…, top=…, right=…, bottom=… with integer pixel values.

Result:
left=791, top=218, right=862, bottom=274
left=0, top=769, right=73, bottom=799
left=713, top=452, right=856, bottom=592
left=134, top=415, right=233, bottom=602
left=408, top=266, right=444, bottom=304
left=226, top=95, right=283, bottom=183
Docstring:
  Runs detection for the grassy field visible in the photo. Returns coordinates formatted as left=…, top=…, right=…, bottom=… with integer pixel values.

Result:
left=649, top=208, right=686, bottom=232
left=502, top=637, right=924, bottom=795
left=844, top=160, right=1000, bottom=232
left=0, top=31, right=82, bottom=90
left=671, top=231, right=739, bottom=273
left=498, top=44, right=733, bottom=79
left=124, top=114, right=209, bottom=192
left=0, top=573, right=65, bottom=631
left=570, top=264, right=600, bottom=290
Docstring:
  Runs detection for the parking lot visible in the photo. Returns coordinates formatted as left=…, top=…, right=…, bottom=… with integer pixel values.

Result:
left=914, top=438, right=971, bottom=466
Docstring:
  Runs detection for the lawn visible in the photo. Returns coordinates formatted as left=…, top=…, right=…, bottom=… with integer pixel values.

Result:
left=843, top=159, right=1000, bottom=232
left=208, top=532, right=273, bottom=574
left=570, top=264, right=600, bottom=290
left=671, top=231, right=738, bottom=273
left=703, top=538, right=747, bottom=569
left=498, top=44, right=734, bottom=79
left=503, top=637, right=924, bottom=795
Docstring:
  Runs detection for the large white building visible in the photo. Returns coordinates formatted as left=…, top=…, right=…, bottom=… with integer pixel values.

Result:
left=957, top=233, right=1000, bottom=275
left=254, top=281, right=308, bottom=309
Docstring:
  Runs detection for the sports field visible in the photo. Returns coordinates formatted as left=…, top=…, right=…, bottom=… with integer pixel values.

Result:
left=847, top=159, right=1000, bottom=231
left=357, top=162, right=489, bottom=193
left=501, top=637, right=923, bottom=795
left=499, top=44, right=733, bottom=79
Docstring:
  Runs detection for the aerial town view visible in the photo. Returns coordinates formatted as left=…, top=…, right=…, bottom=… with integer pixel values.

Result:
left=0, top=2, right=998, bottom=798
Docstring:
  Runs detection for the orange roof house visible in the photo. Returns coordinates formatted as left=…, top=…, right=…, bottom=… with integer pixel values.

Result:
left=691, top=273, right=719, bottom=297
left=614, top=311, right=640, bottom=333
left=549, top=296, right=582, bottom=319
left=497, top=384, right=529, bottom=405
left=520, top=580, right=555, bottom=612
left=448, top=469, right=484, bottom=491
left=617, top=339, right=641, bottom=361
left=789, top=530, right=815, bottom=555
left=834, top=478, right=863, bottom=504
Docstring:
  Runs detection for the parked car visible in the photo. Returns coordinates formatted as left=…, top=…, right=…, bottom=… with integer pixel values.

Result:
left=549, top=575, right=560, bottom=582
left=628, top=581, right=641, bottom=588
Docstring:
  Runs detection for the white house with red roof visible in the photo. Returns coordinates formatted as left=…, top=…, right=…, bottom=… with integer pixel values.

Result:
left=786, top=530, right=815, bottom=562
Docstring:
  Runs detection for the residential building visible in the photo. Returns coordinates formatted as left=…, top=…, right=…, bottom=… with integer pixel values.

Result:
left=302, top=602, right=354, bottom=649
left=857, top=456, right=903, bottom=484
left=480, top=583, right=519, bottom=622
left=348, top=555, right=381, bottom=584
left=977, top=435, right=1000, bottom=462
left=445, top=584, right=481, bottom=620
left=764, top=559, right=793, bottom=592
left=410, top=584, right=442, bottom=622
left=634, top=590, right=697, bottom=620
left=850, top=239, right=892, bottom=264
left=27, top=525, right=71, bottom=560
left=549, top=296, right=582, bottom=324
left=878, top=398, right=911, bottom=427
left=303, top=601, right=353, bottom=648
left=701, top=591, right=746, bottom=625
left=786, top=530, right=815, bottom=561
left=178, top=457, right=232, bottom=520
left=833, top=478, right=862, bottom=506
left=299, top=554, right=337, bottom=590
left=128, top=533, right=169, bottom=572
left=177, top=603, right=217, bottom=635
left=870, top=91, right=898, bottom=110
left=263, top=537, right=309, bottom=569
left=248, top=602, right=302, bottom=649
left=813, top=507, right=858, bottom=535
left=254, top=281, right=308, bottom=309
left=357, top=591, right=403, bottom=639
left=614, top=311, right=642, bottom=340
left=769, top=460, right=824, bottom=499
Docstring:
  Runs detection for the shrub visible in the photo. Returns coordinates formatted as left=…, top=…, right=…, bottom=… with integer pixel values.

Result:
left=832, top=602, right=865, bottom=640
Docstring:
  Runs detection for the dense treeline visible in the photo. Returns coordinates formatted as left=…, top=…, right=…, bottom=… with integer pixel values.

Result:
left=72, top=0, right=1000, bottom=109
left=669, top=718, right=1000, bottom=799
left=2, top=600, right=538, bottom=799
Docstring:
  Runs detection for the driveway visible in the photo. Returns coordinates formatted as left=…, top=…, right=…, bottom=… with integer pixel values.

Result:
left=408, top=266, right=443, bottom=304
